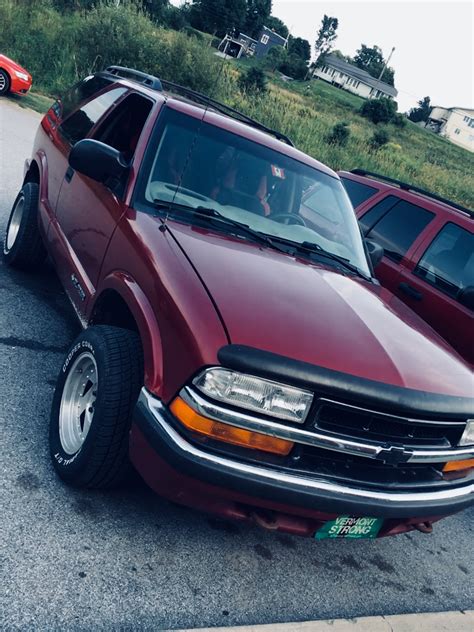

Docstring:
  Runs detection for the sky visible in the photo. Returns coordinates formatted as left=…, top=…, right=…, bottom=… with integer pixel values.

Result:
left=170, top=1, right=473, bottom=113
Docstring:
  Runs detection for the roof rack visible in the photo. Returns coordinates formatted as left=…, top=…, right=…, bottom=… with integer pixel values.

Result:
left=102, top=66, right=293, bottom=146
left=160, top=80, right=294, bottom=147
left=104, top=65, right=163, bottom=91
left=351, top=169, right=473, bottom=217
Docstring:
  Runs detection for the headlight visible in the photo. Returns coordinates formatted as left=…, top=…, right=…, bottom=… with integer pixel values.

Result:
left=15, top=71, right=29, bottom=81
left=459, top=420, right=474, bottom=446
left=193, top=368, right=313, bottom=423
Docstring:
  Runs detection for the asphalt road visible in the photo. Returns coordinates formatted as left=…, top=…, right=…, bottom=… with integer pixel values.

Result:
left=0, top=98, right=473, bottom=631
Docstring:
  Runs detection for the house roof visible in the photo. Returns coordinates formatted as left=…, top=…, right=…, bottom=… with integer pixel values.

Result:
left=322, top=54, right=398, bottom=97
left=261, top=25, right=287, bottom=43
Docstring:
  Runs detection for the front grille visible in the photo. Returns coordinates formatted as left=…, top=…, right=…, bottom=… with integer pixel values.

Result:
left=313, top=398, right=465, bottom=449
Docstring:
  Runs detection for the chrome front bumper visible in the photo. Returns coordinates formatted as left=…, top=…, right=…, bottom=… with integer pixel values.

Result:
left=135, top=389, right=474, bottom=518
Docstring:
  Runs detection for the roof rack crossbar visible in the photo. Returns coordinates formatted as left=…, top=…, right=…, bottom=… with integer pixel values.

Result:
left=351, top=169, right=473, bottom=216
left=160, top=79, right=294, bottom=147
left=104, top=65, right=163, bottom=91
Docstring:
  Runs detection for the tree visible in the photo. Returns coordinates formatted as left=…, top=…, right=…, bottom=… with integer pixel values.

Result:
left=279, top=54, right=308, bottom=79
left=288, top=36, right=311, bottom=62
left=244, top=0, right=272, bottom=38
left=189, top=0, right=247, bottom=37
left=360, top=97, right=397, bottom=124
left=144, top=0, right=170, bottom=24
left=265, top=15, right=289, bottom=39
left=353, top=44, right=395, bottom=86
left=408, top=96, right=431, bottom=123
left=264, top=45, right=287, bottom=72
left=314, top=15, right=338, bottom=62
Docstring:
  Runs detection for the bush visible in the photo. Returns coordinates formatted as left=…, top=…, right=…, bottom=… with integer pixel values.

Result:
left=360, top=97, right=397, bottom=124
left=278, top=54, right=308, bottom=80
left=238, top=67, right=267, bottom=95
left=370, top=127, right=390, bottom=150
left=326, top=122, right=350, bottom=147
left=392, top=113, right=407, bottom=128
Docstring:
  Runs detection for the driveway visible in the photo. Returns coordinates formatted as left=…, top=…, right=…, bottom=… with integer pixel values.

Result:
left=0, top=98, right=473, bottom=631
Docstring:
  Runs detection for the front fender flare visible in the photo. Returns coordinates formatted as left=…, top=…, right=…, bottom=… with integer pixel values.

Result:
left=94, top=271, right=164, bottom=396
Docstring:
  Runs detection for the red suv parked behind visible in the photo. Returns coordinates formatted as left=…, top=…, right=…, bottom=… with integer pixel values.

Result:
left=339, top=170, right=474, bottom=365
left=3, top=68, right=473, bottom=540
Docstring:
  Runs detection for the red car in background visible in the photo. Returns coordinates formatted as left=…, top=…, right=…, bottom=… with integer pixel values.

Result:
left=0, top=54, right=32, bottom=96
left=339, top=170, right=474, bottom=365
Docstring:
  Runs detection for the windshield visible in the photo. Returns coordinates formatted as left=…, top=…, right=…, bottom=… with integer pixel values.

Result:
left=135, top=107, right=370, bottom=276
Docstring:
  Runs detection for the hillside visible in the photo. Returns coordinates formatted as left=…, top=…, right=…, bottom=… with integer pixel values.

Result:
left=1, top=0, right=472, bottom=208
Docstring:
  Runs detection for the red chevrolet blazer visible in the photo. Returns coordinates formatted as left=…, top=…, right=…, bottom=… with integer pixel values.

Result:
left=3, top=67, right=473, bottom=540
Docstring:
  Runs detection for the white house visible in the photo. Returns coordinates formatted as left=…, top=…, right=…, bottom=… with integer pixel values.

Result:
left=425, top=106, right=474, bottom=153
left=313, top=54, right=398, bottom=100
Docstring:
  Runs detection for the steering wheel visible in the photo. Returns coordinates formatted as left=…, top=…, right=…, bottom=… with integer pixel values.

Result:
left=271, top=213, right=307, bottom=227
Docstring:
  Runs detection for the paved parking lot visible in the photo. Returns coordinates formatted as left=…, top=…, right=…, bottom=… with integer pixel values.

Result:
left=0, top=99, right=473, bottom=631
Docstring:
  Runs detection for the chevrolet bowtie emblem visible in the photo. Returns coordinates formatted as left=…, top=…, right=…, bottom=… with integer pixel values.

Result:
left=376, top=445, right=413, bottom=465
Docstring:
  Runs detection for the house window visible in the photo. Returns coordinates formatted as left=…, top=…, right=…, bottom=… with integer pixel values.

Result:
left=454, top=128, right=461, bottom=135
left=469, top=119, right=474, bottom=128
left=260, top=34, right=269, bottom=45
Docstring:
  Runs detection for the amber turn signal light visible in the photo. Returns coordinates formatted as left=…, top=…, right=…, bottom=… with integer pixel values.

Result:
left=170, top=397, right=293, bottom=456
left=443, top=458, right=474, bottom=473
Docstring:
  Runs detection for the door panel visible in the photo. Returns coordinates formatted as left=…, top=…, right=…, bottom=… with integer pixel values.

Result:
left=398, top=222, right=474, bottom=364
left=397, top=264, right=474, bottom=363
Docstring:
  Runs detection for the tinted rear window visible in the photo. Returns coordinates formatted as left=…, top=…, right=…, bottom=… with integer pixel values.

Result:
left=359, top=195, right=399, bottom=234
left=367, top=200, right=435, bottom=262
left=60, top=75, right=113, bottom=120
left=415, top=222, right=474, bottom=300
left=340, top=177, right=378, bottom=208
left=59, top=87, right=127, bottom=145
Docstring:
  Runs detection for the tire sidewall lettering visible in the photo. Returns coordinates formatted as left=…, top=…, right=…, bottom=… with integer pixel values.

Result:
left=62, top=340, right=95, bottom=373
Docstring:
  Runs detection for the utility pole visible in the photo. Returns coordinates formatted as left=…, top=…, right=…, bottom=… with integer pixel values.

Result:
left=377, top=46, right=395, bottom=83
left=369, top=46, right=395, bottom=98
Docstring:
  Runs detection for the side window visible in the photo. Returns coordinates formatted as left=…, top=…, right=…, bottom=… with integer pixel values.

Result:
left=92, top=93, right=154, bottom=161
left=366, top=200, right=435, bottom=262
left=359, top=195, right=399, bottom=234
left=414, top=223, right=474, bottom=301
left=59, top=87, right=127, bottom=146
left=340, top=177, right=378, bottom=209
left=59, top=75, right=114, bottom=120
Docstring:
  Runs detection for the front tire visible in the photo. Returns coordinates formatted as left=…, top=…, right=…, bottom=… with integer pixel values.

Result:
left=3, top=182, right=46, bottom=269
left=49, top=326, right=144, bottom=489
left=0, top=69, right=10, bottom=96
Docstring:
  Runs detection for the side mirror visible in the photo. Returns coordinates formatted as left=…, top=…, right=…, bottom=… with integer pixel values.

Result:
left=365, top=238, right=384, bottom=269
left=69, top=139, right=128, bottom=184
left=457, top=286, right=474, bottom=311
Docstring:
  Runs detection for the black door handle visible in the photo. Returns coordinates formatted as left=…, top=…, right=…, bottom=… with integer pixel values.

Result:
left=399, top=282, right=423, bottom=301
left=65, top=166, right=74, bottom=183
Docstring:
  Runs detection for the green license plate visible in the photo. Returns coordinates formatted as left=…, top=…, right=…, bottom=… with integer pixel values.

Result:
left=315, top=516, right=383, bottom=540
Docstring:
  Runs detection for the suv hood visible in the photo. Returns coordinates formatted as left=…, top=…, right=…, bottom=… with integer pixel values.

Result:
left=170, top=222, right=473, bottom=398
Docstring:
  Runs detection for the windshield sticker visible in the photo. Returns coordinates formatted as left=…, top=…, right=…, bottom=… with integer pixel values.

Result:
left=271, top=165, right=285, bottom=179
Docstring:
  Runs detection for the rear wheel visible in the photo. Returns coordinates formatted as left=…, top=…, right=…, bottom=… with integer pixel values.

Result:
left=0, top=69, right=10, bottom=95
left=3, top=182, right=47, bottom=269
left=49, top=326, right=144, bottom=489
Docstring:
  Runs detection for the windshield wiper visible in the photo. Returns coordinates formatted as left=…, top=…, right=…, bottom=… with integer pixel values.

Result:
left=264, top=235, right=372, bottom=281
left=153, top=200, right=371, bottom=281
left=152, top=200, right=289, bottom=255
